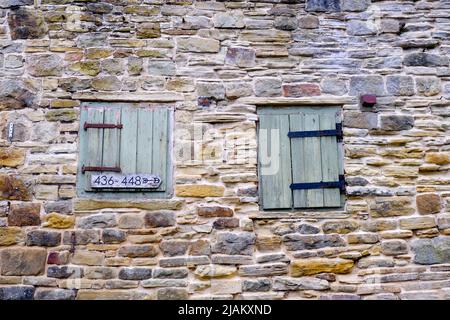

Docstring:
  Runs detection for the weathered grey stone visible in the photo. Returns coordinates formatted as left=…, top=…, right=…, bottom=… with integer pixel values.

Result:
left=347, top=21, right=376, bottom=36
left=213, top=218, right=240, bottom=230
left=159, top=256, right=210, bottom=268
left=143, top=279, right=187, bottom=288
left=160, top=240, right=190, bottom=257
left=47, top=266, right=84, bottom=279
left=118, top=268, right=152, bottom=280
left=177, top=37, right=220, bottom=53
left=118, top=214, right=144, bottom=229
left=102, top=229, right=126, bottom=244
left=404, top=53, right=449, bottom=67
left=101, top=59, right=124, bottom=75
left=0, top=286, right=34, bottom=300
left=26, top=230, right=61, bottom=247
left=412, top=237, right=450, bottom=264
left=213, top=11, right=245, bottom=29
left=296, top=223, right=320, bottom=234
left=92, top=76, right=121, bottom=91
left=349, top=75, right=385, bottom=96
left=34, top=288, right=76, bottom=300
left=194, top=265, right=237, bottom=279
left=322, top=220, right=359, bottom=234
left=357, top=257, right=395, bottom=269
left=59, top=78, right=91, bottom=92
left=254, top=77, right=282, bottom=97
left=298, top=15, right=319, bottom=29
left=0, top=248, right=47, bottom=276
left=144, top=211, right=176, bottom=228
left=321, top=78, right=347, bottom=95
left=128, top=57, right=143, bottom=76
left=379, top=115, right=414, bottom=131
left=212, top=232, right=256, bottom=256
left=197, top=82, right=225, bottom=100
left=386, top=76, right=415, bottom=96
left=416, top=77, right=441, bottom=96
left=157, top=288, right=188, bottom=300
left=63, top=230, right=101, bottom=245
left=239, top=263, right=288, bottom=277
left=0, top=0, right=33, bottom=8
left=225, top=47, right=256, bottom=68
left=148, top=60, right=176, bottom=76
left=225, top=82, right=253, bottom=99
left=306, top=0, right=341, bottom=12
left=274, top=17, right=298, bottom=31
left=153, top=268, right=188, bottom=279
left=437, top=214, right=450, bottom=230
left=77, top=213, right=117, bottom=229
left=256, top=253, right=289, bottom=263
left=343, top=111, right=378, bottom=129
left=0, top=79, right=36, bottom=110
left=346, top=177, right=369, bottom=187
left=282, top=234, right=346, bottom=251
left=381, top=240, right=408, bottom=256
left=27, top=54, right=63, bottom=77
left=8, top=8, right=47, bottom=40
left=85, top=267, right=116, bottom=280
left=242, top=279, right=271, bottom=292
left=273, top=277, right=330, bottom=291
left=342, top=0, right=371, bottom=12
left=86, top=2, right=113, bottom=14
left=211, top=254, right=253, bottom=265
left=118, top=245, right=159, bottom=258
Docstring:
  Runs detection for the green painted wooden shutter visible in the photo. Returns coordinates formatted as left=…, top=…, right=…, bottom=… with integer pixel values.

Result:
left=258, top=113, right=292, bottom=209
left=258, top=107, right=343, bottom=210
left=78, top=104, right=171, bottom=197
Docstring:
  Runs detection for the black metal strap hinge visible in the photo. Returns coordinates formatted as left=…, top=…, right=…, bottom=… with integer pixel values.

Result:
left=82, top=166, right=121, bottom=173
left=290, top=175, right=346, bottom=193
left=84, top=123, right=123, bottom=130
left=288, top=123, right=343, bottom=142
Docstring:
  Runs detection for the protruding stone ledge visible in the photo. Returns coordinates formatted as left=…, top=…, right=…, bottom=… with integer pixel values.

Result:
left=72, top=92, right=184, bottom=102
left=74, top=199, right=184, bottom=212
left=236, top=96, right=355, bottom=106
left=193, top=112, right=254, bottom=123
left=249, top=210, right=350, bottom=220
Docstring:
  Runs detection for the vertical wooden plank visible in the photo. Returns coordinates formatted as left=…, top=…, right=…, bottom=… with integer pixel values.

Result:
left=151, top=108, right=168, bottom=191
left=320, top=114, right=341, bottom=207
left=258, top=114, right=292, bottom=209
left=289, top=113, right=307, bottom=208
left=136, top=108, right=153, bottom=174
left=120, top=106, right=138, bottom=174
left=102, top=107, right=121, bottom=169
left=304, top=113, right=324, bottom=207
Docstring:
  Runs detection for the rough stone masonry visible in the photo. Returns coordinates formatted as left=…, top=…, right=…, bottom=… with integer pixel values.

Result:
left=0, top=0, right=449, bottom=300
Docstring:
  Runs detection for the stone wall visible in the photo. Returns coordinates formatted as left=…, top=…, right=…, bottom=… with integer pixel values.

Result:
left=0, top=0, right=449, bottom=300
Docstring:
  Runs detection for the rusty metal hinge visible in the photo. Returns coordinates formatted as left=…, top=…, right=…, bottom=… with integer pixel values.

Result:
left=84, top=123, right=123, bottom=130
left=82, top=165, right=121, bottom=173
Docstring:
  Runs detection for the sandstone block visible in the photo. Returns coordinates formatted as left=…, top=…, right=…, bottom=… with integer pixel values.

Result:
left=8, top=8, right=47, bottom=40
left=0, top=248, right=47, bottom=276
left=0, top=147, right=25, bottom=167
left=177, top=37, right=220, bottom=53
left=43, top=213, right=75, bottom=229
left=283, top=234, right=346, bottom=251
left=144, top=211, right=176, bottom=228
left=254, top=77, right=282, bottom=97
left=425, top=152, right=450, bottom=165
left=160, top=240, right=190, bottom=257
left=322, top=220, right=359, bottom=234
left=118, top=245, right=159, bottom=258
left=8, top=202, right=40, bottom=226
left=239, top=263, right=288, bottom=277
left=102, top=229, right=126, bottom=244
left=291, top=258, right=354, bottom=276
left=194, top=265, right=236, bottom=279
left=386, top=75, right=415, bottom=96
left=176, top=184, right=225, bottom=197
left=381, top=240, right=409, bottom=256
left=273, top=276, right=329, bottom=291
left=400, top=216, right=436, bottom=230
left=0, top=174, right=32, bottom=200
left=349, top=75, right=385, bottom=96
left=416, top=194, right=441, bottom=215
left=26, top=230, right=61, bottom=247
left=27, top=54, right=62, bottom=77
left=77, top=213, right=117, bottom=229
left=118, top=268, right=153, bottom=280
left=225, top=47, right=256, bottom=68
left=71, top=250, right=104, bottom=266
left=411, top=237, right=450, bottom=264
